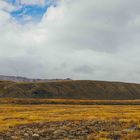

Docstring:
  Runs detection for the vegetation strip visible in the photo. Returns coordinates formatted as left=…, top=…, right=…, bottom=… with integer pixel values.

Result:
left=0, top=98, right=140, bottom=105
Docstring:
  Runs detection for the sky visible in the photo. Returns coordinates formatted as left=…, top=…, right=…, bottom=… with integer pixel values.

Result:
left=1, top=0, right=140, bottom=82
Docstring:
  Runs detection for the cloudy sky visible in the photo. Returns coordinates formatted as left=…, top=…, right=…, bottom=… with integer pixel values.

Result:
left=0, top=0, right=140, bottom=82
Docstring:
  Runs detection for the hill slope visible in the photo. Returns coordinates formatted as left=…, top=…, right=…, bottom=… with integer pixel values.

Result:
left=0, top=80, right=140, bottom=100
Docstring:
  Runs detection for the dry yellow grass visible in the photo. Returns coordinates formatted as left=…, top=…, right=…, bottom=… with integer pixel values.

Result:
left=0, top=104, right=140, bottom=133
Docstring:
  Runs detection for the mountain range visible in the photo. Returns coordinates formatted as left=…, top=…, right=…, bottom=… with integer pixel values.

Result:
left=0, top=75, right=70, bottom=82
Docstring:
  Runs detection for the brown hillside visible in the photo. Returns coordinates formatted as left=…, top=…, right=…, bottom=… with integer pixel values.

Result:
left=0, top=80, right=140, bottom=100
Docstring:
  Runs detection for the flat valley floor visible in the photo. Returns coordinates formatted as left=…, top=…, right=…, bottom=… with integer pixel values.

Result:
left=0, top=104, right=140, bottom=140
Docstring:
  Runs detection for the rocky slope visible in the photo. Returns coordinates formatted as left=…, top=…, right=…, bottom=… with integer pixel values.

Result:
left=0, top=80, right=140, bottom=100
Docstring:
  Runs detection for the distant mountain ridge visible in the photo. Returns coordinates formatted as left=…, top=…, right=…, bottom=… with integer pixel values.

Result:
left=0, top=75, right=71, bottom=82
left=0, top=79, right=140, bottom=100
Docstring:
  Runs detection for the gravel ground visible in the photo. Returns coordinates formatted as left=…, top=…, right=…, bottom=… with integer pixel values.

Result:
left=0, top=120, right=139, bottom=140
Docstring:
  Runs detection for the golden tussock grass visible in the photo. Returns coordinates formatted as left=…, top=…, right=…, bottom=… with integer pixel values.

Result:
left=0, top=104, right=139, bottom=133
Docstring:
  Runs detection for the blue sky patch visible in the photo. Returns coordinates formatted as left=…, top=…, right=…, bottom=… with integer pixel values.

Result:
left=6, top=0, right=57, bottom=23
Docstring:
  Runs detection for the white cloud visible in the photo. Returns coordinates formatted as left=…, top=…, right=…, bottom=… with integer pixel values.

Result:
left=20, top=0, right=46, bottom=5
left=1, top=0, right=140, bottom=82
left=0, top=1, right=14, bottom=23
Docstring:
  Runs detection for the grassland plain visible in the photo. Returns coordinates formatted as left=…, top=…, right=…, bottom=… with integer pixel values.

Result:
left=0, top=102, right=139, bottom=139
